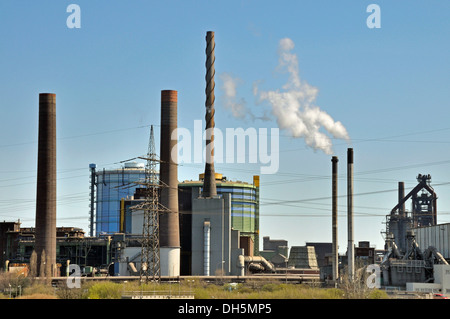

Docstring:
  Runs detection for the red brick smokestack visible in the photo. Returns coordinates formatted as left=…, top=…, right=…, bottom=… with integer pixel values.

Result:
left=35, top=93, right=57, bottom=277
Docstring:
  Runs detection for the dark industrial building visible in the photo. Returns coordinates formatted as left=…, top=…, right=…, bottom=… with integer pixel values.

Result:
left=1, top=221, right=112, bottom=275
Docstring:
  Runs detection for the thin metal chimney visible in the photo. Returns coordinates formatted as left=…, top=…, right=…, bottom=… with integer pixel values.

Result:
left=398, top=181, right=405, bottom=217
left=159, top=90, right=180, bottom=276
left=331, top=156, right=339, bottom=283
left=89, top=163, right=96, bottom=237
left=202, top=31, right=217, bottom=198
left=35, top=93, right=57, bottom=277
left=347, top=148, right=354, bottom=281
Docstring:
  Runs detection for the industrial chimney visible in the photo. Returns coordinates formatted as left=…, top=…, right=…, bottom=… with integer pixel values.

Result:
left=202, top=31, right=217, bottom=198
left=398, top=181, right=405, bottom=217
left=347, top=148, right=354, bottom=281
left=35, top=93, right=57, bottom=277
left=159, top=89, right=180, bottom=276
left=331, top=156, right=339, bottom=284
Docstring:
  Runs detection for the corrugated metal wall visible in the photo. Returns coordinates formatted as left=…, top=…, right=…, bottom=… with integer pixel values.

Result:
left=415, top=223, right=450, bottom=258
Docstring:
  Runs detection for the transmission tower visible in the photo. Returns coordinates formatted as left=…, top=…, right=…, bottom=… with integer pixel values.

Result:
left=127, top=125, right=172, bottom=283
left=129, top=125, right=162, bottom=283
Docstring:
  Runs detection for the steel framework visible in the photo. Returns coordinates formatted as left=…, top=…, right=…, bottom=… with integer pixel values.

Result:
left=130, top=125, right=169, bottom=283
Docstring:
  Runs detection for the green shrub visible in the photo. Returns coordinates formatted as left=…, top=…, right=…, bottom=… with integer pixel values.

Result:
left=88, top=281, right=123, bottom=299
left=368, top=289, right=389, bottom=299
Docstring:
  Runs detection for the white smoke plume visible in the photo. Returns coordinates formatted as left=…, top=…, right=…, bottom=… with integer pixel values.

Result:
left=255, top=38, right=350, bottom=155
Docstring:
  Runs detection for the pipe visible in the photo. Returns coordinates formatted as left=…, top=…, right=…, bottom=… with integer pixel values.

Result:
left=331, top=156, right=339, bottom=283
left=159, top=90, right=180, bottom=276
left=66, top=260, right=70, bottom=277
left=203, top=221, right=210, bottom=276
left=128, top=262, right=138, bottom=274
left=398, top=181, right=405, bottom=217
left=120, top=198, right=125, bottom=233
left=347, top=148, right=354, bottom=281
left=391, top=242, right=401, bottom=259
left=202, top=31, right=217, bottom=198
left=238, top=255, right=245, bottom=276
left=89, top=163, right=96, bottom=237
left=35, top=93, right=57, bottom=277
left=243, top=256, right=275, bottom=273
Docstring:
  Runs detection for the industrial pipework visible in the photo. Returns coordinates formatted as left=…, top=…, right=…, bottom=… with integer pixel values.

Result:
left=203, top=220, right=211, bottom=276
left=35, top=93, right=57, bottom=277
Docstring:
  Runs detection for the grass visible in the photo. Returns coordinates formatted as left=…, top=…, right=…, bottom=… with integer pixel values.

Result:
left=0, top=272, right=390, bottom=299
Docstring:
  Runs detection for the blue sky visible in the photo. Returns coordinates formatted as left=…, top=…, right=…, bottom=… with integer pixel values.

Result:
left=1, top=1, right=450, bottom=253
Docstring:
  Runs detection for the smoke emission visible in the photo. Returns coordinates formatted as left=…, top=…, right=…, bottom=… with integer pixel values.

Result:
left=219, top=38, right=350, bottom=155
left=220, top=73, right=271, bottom=122
left=255, top=38, right=350, bottom=154
left=219, top=73, right=249, bottom=119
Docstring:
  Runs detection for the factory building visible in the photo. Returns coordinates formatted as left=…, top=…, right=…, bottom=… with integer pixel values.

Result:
left=178, top=173, right=260, bottom=275
left=93, top=162, right=147, bottom=236
left=260, top=236, right=289, bottom=267
left=1, top=221, right=113, bottom=275
left=179, top=174, right=260, bottom=253
left=98, top=173, right=261, bottom=276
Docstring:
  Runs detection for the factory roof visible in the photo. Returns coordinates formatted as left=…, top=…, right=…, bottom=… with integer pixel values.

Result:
left=179, top=173, right=257, bottom=188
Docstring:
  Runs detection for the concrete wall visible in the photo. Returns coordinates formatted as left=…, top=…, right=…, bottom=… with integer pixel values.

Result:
left=406, top=282, right=442, bottom=294
left=407, top=264, right=450, bottom=297
left=433, top=264, right=450, bottom=295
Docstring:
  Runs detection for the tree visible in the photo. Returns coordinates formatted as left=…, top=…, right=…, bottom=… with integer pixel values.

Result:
left=29, top=251, right=37, bottom=278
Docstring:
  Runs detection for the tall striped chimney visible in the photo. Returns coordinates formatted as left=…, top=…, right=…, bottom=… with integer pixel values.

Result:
left=202, top=31, right=217, bottom=198
left=35, top=93, right=57, bottom=277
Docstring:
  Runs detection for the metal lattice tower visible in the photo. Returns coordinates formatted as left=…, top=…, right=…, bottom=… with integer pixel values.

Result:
left=134, top=125, right=161, bottom=283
